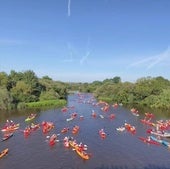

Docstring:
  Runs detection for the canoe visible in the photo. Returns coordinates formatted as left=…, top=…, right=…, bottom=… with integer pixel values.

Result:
left=2, top=133, right=13, bottom=141
left=0, top=148, right=8, bottom=158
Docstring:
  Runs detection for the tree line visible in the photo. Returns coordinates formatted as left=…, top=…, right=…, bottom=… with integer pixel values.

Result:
left=68, top=76, right=170, bottom=110
left=0, top=70, right=67, bottom=110
left=84, top=76, right=170, bottom=110
left=1, top=70, right=170, bottom=111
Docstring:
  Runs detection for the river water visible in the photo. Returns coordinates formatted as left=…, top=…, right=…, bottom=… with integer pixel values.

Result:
left=0, top=93, right=170, bottom=169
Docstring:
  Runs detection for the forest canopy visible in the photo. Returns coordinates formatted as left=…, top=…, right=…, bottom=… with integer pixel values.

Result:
left=0, top=70, right=170, bottom=110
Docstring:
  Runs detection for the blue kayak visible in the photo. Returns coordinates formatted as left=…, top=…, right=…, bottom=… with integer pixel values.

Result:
left=150, top=136, right=170, bottom=147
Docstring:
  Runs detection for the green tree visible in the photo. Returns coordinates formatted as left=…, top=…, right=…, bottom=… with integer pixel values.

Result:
left=0, top=87, right=13, bottom=110
left=0, top=72, right=8, bottom=87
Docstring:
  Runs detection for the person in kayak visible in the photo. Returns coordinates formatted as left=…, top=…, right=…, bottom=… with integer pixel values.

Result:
left=147, top=136, right=151, bottom=141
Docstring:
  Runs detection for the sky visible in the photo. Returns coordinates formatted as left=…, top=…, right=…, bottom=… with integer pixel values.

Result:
left=0, top=0, right=170, bottom=83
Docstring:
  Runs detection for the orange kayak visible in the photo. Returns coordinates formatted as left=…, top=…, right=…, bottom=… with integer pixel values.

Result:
left=1, top=123, right=20, bottom=132
left=0, top=148, right=8, bottom=158
left=72, top=126, right=80, bottom=134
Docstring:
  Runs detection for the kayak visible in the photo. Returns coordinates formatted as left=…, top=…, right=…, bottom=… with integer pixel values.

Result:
left=99, top=115, right=104, bottom=119
left=150, top=136, right=170, bottom=147
left=2, top=133, right=13, bottom=141
left=75, top=148, right=90, bottom=160
left=69, top=140, right=79, bottom=148
left=42, top=122, right=54, bottom=134
left=0, top=148, right=8, bottom=158
left=138, top=137, right=160, bottom=145
left=109, top=113, right=115, bottom=119
left=69, top=141, right=90, bottom=160
left=23, top=128, right=31, bottom=137
left=66, top=117, right=74, bottom=122
left=140, top=119, right=155, bottom=127
left=61, top=127, right=69, bottom=134
left=124, top=123, right=136, bottom=134
left=72, top=126, right=80, bottom=134
left=116, top=126, right=125, bottom=132
left=49, top=134, right=57, bottom=146
left=30, top=123, right=40, bottom=131
left=1, top=123, right=20, bottom=132
left=25, top=114, right=36, bottom=122
left=63, top=140, right=70, bottom=148
left=150, top=131, right=170, bottom=138
left=99, top=129, right=106, bottom=139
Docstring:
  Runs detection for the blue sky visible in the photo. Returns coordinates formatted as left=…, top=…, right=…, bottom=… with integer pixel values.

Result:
left=0, top=0, right=170, bottom=82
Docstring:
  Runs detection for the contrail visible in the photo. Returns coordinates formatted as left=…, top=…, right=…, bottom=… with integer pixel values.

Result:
left=147, top=47, right=170, bottom=69
left=80, top=37, right=91, bottom=65
left=129, top=56, right=155, bottom=67
left=62, top=42, right=74, bottom=63
left=80, top=51, right=91, bottom=65
left=128, top=46, right=170, bottom=69
left=68, top=0, right=71, bottom=17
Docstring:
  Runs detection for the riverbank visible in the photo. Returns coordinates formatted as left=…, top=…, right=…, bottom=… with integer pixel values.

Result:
left=25, top=99, right=67, bottom=109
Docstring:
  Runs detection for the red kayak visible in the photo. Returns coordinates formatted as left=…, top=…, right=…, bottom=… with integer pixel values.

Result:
left=138, top=137, right=160, bottom=146
left=2, top=133, right=13, bottom=141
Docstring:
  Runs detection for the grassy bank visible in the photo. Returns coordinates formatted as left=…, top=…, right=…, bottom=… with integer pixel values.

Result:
left=97, top=97, right=113, bottom=103
left=25, top=99, right=67, bottom=109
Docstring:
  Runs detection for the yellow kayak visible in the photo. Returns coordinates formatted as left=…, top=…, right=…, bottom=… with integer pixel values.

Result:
left=75, top=148, right=90, bottom=160
left=25, top=114, right=36, bottom=122
left=69, top=141, right=90, bottom=160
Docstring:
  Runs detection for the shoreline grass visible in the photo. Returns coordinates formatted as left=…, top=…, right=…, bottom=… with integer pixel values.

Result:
left=25, top=99, right=67, bottom=108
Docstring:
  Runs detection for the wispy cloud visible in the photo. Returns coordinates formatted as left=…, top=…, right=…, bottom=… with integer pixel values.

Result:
left=0, top=39, right=23, bottom=45
left=68, top=0, right=71, bottom=17
left=80, top=51, right=91, bottom=65
left=80, top=37, right=91, bottom=65
left=147, top=47, right=170, bottom=69
left=129, top=46, right=170, bottom=69
left=63, top=38, right=92, bottom=65
left=62, top=42, right=76, bottom=63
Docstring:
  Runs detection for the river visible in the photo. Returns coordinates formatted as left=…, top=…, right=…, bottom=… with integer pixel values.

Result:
left=0, top=93, right=170, bottom=169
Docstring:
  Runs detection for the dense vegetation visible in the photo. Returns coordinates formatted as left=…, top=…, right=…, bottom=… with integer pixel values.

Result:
left=0, top=70, right=67, bottom=110
left=0, top=70, right=170, bottom=111
left=68, top=76, right=170, bottom=110
left=91, top=76, right=170, bottom=110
